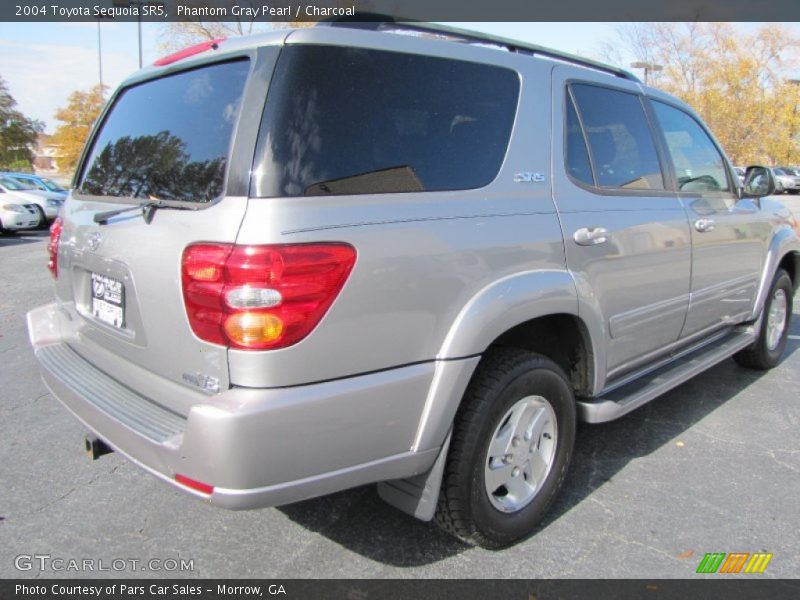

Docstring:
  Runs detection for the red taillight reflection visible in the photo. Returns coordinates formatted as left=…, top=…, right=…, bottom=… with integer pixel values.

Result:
left=175, top=474, right=214, bottom=495
left=181, top=243, right=357, bottom=350
left=47, top=217, right=63, bottom=278
left=153, top=38, right=226, bottom=67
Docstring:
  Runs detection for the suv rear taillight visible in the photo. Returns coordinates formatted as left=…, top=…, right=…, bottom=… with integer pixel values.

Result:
left=47, top=217, right=63, bottom=278
left=181, top=243, right=356, bottom=350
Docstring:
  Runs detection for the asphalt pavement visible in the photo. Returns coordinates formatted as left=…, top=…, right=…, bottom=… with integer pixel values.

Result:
left=1, top=213, right=798, bottom=579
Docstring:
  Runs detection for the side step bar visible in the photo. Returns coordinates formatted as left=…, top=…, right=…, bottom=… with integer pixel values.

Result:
left=577, top=327, right=757, bottom=423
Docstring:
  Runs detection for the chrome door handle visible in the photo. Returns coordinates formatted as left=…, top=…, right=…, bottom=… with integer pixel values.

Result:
left=574, top=227, right=609, bottom=246
left=694, top=218, right=716, bottom=232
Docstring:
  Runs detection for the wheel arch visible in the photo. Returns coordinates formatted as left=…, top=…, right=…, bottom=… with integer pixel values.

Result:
left=414, top=271, right=603, bottom=453
left=751, top=227, right=800, bottom=320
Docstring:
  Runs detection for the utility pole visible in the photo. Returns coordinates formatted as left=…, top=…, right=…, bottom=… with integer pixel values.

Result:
left=97, top=21, right=103, bottom=95
left=114, top=0, right=162, bottom=68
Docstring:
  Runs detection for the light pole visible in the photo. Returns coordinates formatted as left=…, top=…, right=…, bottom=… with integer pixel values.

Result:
left=97, top=21, right=103, bottom=93
left=113, top=0, right=163, bottom=68
left=95, top=13, right=116, bottom=98
left=786, top=78, right=800, bottom=165
left=630, top=61, right=663, bottom=85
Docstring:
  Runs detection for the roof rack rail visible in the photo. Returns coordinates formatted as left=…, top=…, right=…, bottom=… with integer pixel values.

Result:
left=316, top=17, right=640, bottom=83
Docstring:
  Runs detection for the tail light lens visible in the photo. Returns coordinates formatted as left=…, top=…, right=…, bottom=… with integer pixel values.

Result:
left=47, top=217, right=63, bottom=278
left=181, top=243, right=356, bottom=350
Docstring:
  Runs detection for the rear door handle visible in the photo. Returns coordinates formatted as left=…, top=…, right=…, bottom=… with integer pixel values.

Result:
left=694, top=218, right=716, bottom=233
left=574, top=227, right=609, bottom=246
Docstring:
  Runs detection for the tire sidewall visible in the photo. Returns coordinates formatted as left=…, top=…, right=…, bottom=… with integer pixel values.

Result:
left=467, top=361, right=575, bottom=545
left=760, top=271, right=793, bottom=364
left=35, top=206, right=48, bottom=230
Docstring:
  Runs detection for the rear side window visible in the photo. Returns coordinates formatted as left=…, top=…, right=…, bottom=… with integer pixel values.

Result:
left=251, top=46, right=520, bottom=197
left=651, top=101, right=732, bottom=194
left=78, top=59, right=250, bottom=203
left=569, top=84, right=664, bottom=191
left=565, top=94, right=593, bottom=186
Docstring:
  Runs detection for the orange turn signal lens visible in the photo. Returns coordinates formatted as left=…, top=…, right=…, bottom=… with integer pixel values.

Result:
left=223, top=312, right=284, bottom=347
left=187, top=265, right=222, bottom=281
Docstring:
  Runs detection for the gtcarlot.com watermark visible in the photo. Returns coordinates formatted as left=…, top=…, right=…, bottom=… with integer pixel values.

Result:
left=14, top=554, right=194, bottom=573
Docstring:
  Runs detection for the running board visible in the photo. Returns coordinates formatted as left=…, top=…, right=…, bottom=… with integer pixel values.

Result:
left=577, top=328, right=757, bottom=423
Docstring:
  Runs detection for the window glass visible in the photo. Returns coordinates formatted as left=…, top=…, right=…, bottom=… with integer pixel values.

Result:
left=565, top=93, right=594, bottom=185
left=571, top=84, right=664, bottom=190
left=252, top=46, right=520, bottom=197
left=0, top=176, right=32, bottom=191
left=13, top=177, right=46, bottom=190
left=78, top=59, right=250, bottom=203
left=652, top=101, right=731, bottom=193
left=42, top=178, right=66, bottom=192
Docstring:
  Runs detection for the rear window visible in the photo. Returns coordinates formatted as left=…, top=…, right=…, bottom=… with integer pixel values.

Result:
left=78, top=59, right=250, bottom=203
left=251, top=46, right=520, bottom=197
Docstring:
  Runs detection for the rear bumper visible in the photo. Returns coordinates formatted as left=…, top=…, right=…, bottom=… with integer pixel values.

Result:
left=27, top=302, right=457, bottom=509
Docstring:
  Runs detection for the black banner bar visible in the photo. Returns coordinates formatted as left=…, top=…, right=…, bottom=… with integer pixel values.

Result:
left=3, top=579, right=800, bottom=600
left=3, top=0, right=800, bottom=23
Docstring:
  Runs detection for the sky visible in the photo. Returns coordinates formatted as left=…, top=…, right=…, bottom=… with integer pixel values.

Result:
left=0, top=21, right=784, bottom=134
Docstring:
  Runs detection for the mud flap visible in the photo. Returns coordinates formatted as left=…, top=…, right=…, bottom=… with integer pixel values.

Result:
left=376, top=431, right=451, bottom=522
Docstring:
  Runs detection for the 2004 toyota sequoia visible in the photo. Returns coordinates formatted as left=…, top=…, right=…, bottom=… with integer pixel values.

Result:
left=27, top=21, right=799, bottom=548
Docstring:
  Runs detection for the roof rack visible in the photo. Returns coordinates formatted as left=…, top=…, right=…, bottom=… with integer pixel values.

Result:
left=316, top=17, right=640, bottom=83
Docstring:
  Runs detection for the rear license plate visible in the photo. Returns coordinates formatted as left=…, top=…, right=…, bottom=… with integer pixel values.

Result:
left=90, top=273, right=125, bottom=329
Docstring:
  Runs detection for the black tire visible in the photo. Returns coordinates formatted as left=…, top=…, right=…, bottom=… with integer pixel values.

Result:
left=734, top=269, right=793, bottom=370
left=435, top=348, right=576, bottom=549
left=34, top=206, right=48, bottom=230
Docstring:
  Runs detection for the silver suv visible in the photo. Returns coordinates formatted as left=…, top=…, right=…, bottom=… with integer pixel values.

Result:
left=27, top=22, right=799, bottom=548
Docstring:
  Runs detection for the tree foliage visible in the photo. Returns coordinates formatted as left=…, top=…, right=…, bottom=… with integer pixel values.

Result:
left=50, top=85, right=107, bottom=175
left=81, top=131, right=226, bottom=202
left=0, top=75, right=44, bottom=171
left=602, top=23, right=800, bottom=165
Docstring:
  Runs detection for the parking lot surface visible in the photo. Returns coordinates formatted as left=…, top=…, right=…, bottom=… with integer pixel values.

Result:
left=1, top=213, right=798, bottom=578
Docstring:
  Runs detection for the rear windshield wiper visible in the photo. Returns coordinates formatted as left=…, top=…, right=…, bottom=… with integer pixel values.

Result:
left=93, top=199, right=199, bottom=225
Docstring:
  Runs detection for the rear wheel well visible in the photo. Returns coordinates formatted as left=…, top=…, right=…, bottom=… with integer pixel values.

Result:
left=778, top=252, right=798, bottom=291
left=484, top=314, right=593, bottom=396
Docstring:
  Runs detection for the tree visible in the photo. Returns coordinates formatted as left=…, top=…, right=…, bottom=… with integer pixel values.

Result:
left=0, top=75, right=43, bottom=171
left=600, top=23, right=800, bottom=165
left=51, top=84, right=107, bottom=175
left=81, top=131, right=227, bottom=202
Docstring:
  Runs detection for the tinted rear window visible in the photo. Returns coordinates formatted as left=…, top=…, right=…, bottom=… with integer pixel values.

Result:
left=78, top=59, right=249, bottom=203
left=251, top=46, right=519, bottom=197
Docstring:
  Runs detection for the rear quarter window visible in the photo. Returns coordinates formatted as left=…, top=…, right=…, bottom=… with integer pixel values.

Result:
left=568, top=83, right=664, bottom=191
left=251, top=46, right=520, bottom=197
left=78, top=59, right=250, bottom=203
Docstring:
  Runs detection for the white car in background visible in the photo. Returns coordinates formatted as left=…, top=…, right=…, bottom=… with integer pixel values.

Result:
left=0, top=176, right=60, bottom=227
left=771, top=168, right=800, bottom=194
left=0, top=197, right=41, bottom=233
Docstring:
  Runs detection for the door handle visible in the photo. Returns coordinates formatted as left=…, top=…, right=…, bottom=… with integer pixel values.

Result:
left=694, top=218, right=716, bottom=233
left=574, top=227, right=609, bottom=246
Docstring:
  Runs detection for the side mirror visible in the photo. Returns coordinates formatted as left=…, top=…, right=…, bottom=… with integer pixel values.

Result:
left=741, top=166, right=775, bottom=198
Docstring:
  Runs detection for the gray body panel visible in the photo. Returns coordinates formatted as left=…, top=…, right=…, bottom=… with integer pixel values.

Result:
left=25, top=25, right=800, bottom=513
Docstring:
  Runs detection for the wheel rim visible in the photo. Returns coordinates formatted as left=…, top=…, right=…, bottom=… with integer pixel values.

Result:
left=766, top=288, right=788, bottom=351
left=484, top=395, right=557, bottom=513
